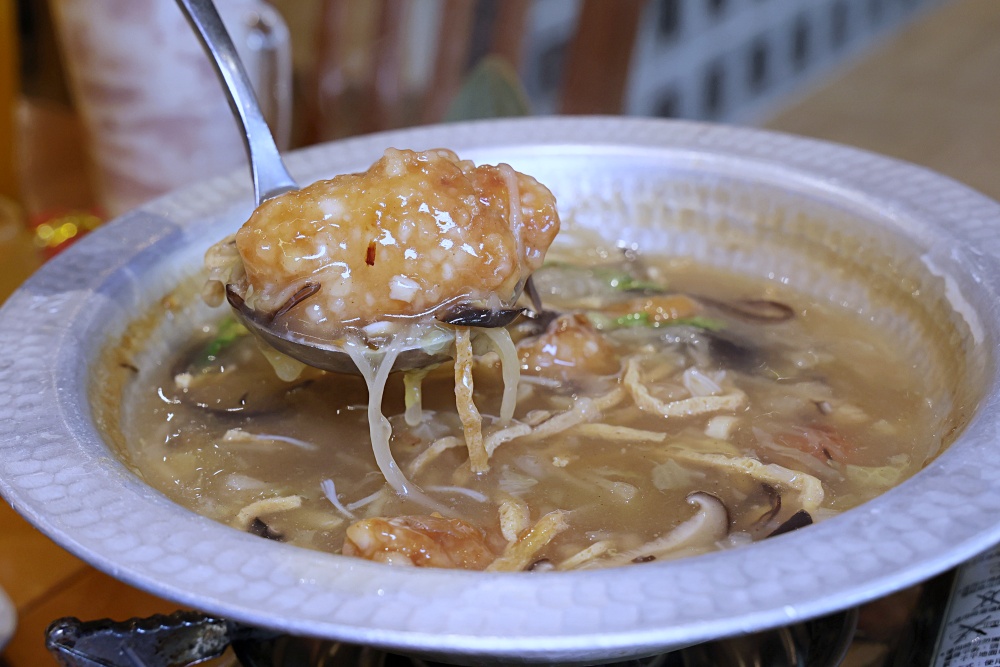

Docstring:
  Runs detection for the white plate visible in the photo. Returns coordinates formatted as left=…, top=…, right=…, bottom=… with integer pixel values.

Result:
left=1, top=118, right=1000, bottom=664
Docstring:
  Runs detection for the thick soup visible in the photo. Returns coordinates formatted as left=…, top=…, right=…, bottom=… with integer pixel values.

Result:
left=118, top=245, right=947, bottom=571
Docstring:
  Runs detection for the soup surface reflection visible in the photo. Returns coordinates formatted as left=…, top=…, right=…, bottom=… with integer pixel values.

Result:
left=119, top=248, right=947, bottom=571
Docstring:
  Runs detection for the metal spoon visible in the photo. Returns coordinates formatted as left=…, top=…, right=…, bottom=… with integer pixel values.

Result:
left=175, top=0, right=526, bottom=374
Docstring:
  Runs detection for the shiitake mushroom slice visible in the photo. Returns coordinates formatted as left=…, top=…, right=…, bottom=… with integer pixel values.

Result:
left=768, top=510, right=814, bottom=538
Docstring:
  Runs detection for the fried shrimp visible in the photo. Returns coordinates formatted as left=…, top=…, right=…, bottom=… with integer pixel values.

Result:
left=343, top=515, right=496, bottom=569
left=211, top=148, right=559, bottom=332
left=518, top=314, right=620, bottom=381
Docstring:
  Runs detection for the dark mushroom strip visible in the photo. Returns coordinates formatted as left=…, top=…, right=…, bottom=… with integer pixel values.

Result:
left=512, top=308, right=561, bottom=338
left=271, top=283, right=321, bottom=321
left=248, top=517, right=285, bottom=541
left=705, top=331, right=767, bottom=373
left=226, top=282, right=322, bottom=326
left=750, top=484, right=782, bottom=530
left=526, top=558, right=555, bottom=572
left=226, top=284, right=269, bottom=327
left=705, top=298, right=796, bottom=323
left=768, top=509, right=814, bottom=538
left=591, top=492, right=730, bottom=568
left=667, top=450, right=825, bottom=514
left=436, top=305, right=525, bottom=328
left=523, top=275, right=545, bottom=314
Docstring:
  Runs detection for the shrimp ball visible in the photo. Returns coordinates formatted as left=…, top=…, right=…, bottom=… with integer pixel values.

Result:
left=518, top=314, right=620, bottom=381
left=230, top=148, right=560, bottom=332
left=343, top=515, right=496, bottom=569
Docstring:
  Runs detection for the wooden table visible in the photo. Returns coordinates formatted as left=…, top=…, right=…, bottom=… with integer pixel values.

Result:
left=2, top=0, right=999, bottom=663
left=763, top=0, right=1000, bottom=203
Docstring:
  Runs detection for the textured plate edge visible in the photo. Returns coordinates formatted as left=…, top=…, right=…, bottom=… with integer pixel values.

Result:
left=2, top=118, right=1000, bottom=661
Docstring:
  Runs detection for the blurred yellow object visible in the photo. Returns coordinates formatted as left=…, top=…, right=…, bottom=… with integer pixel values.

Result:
left=32, top=210, right=102, bottom=252
left=0, top=0, right=18, bottom=201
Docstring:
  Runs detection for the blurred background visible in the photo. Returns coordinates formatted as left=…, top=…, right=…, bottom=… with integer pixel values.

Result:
left=0, top=0, right=949, bottom=262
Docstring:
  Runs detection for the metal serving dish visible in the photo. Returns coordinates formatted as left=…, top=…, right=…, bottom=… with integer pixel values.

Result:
left=2, top=118, right=1000, bottom=665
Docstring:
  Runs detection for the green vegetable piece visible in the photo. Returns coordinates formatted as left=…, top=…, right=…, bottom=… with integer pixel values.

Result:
left=587, top=311, right=726, bottom=331
left=583, top=312, right=615, bottom=330
left=668, top=316, right=727, bottom=331
left=592, top=267, right=631, bottom=288
left=594, top=311, right=725, bottom=331
left=194, top=317, right=249, bottom=368
left=621, top=279, right=667, bottom=293
left=591, top=267, right=665, bottom=293
left=614, top=311, right=652, bottom=328
left=538, top=262, right=665, bottom=294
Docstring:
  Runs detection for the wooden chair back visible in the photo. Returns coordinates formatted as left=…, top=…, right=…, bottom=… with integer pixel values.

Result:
left=303, top=0, right=647, bottom=143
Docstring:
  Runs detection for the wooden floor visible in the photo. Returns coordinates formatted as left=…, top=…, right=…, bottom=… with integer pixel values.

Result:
left=2, top=0, right=999, bottom=663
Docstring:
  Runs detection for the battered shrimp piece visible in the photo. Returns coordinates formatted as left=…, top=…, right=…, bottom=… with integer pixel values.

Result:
left=212, top=148, right=559, bottom=334
left=518, top=314, right=620, bottom=381
left=343, top=515, right=496, bottom=569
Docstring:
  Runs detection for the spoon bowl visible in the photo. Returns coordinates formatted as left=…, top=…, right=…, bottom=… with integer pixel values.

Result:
left=223, top=286, right=454, bottom=374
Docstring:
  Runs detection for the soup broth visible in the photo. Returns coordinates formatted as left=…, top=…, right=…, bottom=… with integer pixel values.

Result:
left=117, top=247, right=948, bottom=571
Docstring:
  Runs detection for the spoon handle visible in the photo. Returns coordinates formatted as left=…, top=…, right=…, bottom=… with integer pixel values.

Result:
left=175, top=0, right=298, bottom=205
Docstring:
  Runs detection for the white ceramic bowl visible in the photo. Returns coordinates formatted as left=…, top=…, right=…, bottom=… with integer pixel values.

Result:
left=2, top=118, right=1000, bottom=664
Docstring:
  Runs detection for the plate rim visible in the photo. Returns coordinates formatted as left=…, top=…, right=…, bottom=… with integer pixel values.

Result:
left=2, top=117, right=1000, bottom=661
